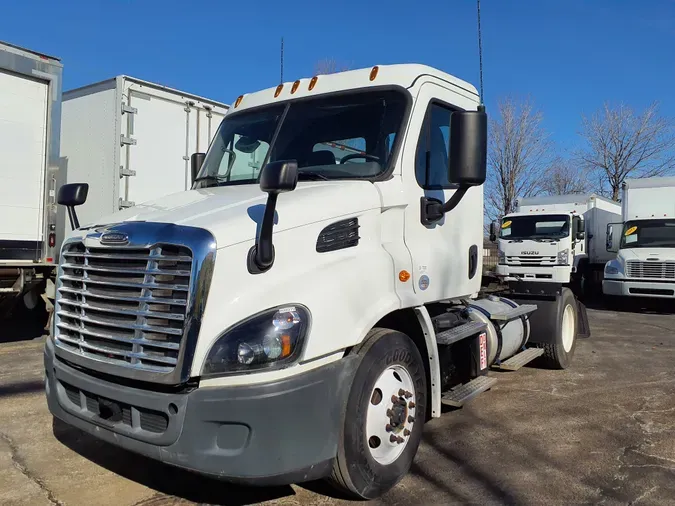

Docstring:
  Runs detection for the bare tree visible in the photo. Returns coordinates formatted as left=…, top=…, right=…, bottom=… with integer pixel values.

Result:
left=540, top=156, right=590, bottom=195
left=578, top=102, right=675, bottom=200
left=314, top=58, right=350, bottom=75
left=486, top=97, right=551, bottom=222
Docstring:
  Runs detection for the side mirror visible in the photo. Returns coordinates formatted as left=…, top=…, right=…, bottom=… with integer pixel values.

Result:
left=248, top=160, right=299, bottom=274
left=57, top=183, right=89, bottom=230
left=489, top=221, right=497, bottom=243
left=573, top=215, right=585, bottom=240
left=421, top=107, right=487, bottom=225
left=259, top=160, right=298, bottom=194
left=606, top=223, right=620, bottom=253
left=448, top=108, right=487, bottom=187
left=190, top=152, right=206, bottom=184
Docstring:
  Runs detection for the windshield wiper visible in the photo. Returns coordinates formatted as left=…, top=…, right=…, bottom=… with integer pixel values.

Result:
left=298, top=171, right=329, bottom=181
left=531, top=237, right=557, bottom=242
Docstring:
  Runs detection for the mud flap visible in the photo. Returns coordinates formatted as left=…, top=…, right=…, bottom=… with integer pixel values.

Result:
left=576, top=298, right=591, bottom=339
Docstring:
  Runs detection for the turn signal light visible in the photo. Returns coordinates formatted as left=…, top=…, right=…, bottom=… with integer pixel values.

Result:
left=274, top=84, right=284, bottom=97
left=309, top=76, right=318, bottom=90
left=369, top=66, right=379, bottom=81
left=234, top=95, right=244, bottom=108
left=291, top=80, right=300, bottom=94
left=399, top=270, right=411, bottom=282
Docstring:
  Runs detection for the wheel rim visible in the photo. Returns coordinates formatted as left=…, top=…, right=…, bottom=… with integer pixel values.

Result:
left=561, top=303, right=575, bottom=352
left=366, top=365, right=416, bottom=466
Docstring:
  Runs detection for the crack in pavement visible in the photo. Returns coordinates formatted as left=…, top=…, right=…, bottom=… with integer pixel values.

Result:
left=0, top=430, right=64, bottom=506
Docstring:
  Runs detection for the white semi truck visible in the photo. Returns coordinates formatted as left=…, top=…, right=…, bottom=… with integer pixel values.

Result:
left=0, top=41, right=63, bottom=320
left=603, top=177, right=675, bottom=300
left=45, top=65, right=588, bottom=499
left=492, top=194, right=621, bottom=295
left=58, top=75, right=230, bottom=256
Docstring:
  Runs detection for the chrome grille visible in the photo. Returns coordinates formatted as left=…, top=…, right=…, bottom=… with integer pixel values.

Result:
left=626, top=260, right=675, bottom=280
left=506, top=255, right=557, bottom=266
left=55, top=243, right=193, bottom=373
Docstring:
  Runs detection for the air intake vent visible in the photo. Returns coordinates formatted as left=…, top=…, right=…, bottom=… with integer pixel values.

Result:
left=316, top=218, right=360, bottom=253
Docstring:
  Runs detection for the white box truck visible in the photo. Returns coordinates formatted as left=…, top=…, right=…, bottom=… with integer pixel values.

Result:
left=45, top=64, right=589, bottom=500
left=603, top=177, right=675, bottom=299
left=492, top=194, right=621, bottom=294
left=0, top=41, right=62, bottom=319
left=58, top=76, right=229, bottom=249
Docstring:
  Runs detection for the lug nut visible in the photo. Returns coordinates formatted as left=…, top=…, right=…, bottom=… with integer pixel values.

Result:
left=404, top=390, right=413, bottom=399
left=408, top=416, right=415, bottom=423
left=404, top=429, right=411, bottom=436
left=398, top=389, right=405, bottom=396
left=391, top=395, right=399, bottom=403
left=390, top=435, right=398, bottom=443
left=397, top=436, right=405, bottom=444
left=386, top=409, right=394, bottom=417
left=385, top=424, right=392, bottom=432
left=408, top=402, right=416, bottom=409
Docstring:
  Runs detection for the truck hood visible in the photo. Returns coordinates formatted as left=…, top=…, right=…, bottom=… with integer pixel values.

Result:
left=81, top=181, right=382, bottom=248
left=618, top=248, right=675, bottom=262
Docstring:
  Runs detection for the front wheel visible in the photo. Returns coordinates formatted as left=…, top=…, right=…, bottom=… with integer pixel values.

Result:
left=327, top=328, right=427, bottom=499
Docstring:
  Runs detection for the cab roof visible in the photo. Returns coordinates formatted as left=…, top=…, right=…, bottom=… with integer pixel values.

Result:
left=231, top=64, right=480, bottom=113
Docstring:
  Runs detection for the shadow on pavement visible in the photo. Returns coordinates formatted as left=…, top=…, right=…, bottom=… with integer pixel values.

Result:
left=0, top=302, right=49, bottom=343
left=584, top=295, right=675, bottom=315
left=0, top=379, right=45, bottom=397
left=52, top=418, right=296, bottom=506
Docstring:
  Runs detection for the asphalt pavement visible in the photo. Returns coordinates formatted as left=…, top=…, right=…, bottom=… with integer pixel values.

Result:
left=0, top=301, right=674, bottom=506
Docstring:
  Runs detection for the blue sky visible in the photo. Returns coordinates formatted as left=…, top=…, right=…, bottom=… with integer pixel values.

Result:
left=2, top=0, right=673, bottom=151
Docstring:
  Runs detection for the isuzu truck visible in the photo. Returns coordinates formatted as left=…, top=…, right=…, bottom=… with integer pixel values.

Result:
left=603, top=177, right=675, bottom=300
left=45, top=64, right=587, bottom=499
left=493, top=194, right=621, bottom=295
left=0, top=41, right=62, bottom=320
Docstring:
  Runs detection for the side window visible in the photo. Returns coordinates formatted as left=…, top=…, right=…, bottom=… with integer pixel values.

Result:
left=313, top=138, right=366, bottom=164
left=216, top=134, right=270, bottom=181
left=415, top=103, right=453, bottom=189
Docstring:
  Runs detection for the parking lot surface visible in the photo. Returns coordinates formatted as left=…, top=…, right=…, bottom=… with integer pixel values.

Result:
left=1, top=303, right=674, bottom=506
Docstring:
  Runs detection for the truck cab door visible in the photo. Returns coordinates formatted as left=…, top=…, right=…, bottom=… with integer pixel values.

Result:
left=401, top=82, right=484, bottom=302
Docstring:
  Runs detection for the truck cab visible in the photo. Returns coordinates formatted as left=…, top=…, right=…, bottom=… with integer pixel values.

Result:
left=604, top=177, right=675, bottom=300
left=46, top=64, right=582, bottom=500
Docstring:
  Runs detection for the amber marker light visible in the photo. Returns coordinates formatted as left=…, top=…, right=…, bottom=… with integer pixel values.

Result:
left=369, top=66, right=379, bottom=81
left=399, top=270, right=411, bottom=282
left=234, top=95, right=244, bottom=108
left=274, top=84, right=284, bottom=97
left=309, top=76, right=318, bottom=90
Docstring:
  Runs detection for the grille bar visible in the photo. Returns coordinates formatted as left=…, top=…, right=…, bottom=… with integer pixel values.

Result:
left=61, top=263, right=191, bottom=277
left=60, top=275, right=190, bottom=291
left=63, top=251, right=192, bottom=262
left=56, top=322, right=180, bottom=350
left=58, top=286, right=187, bottom=306
left=58, top=299, right=185, bottom=321
left=57, top=310, right=183, bottom=335
left=56, top=335, right=178, bottom=365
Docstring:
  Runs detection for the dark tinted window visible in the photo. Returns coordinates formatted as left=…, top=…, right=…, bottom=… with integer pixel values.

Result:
left=415, top=103, right=453, bottom=189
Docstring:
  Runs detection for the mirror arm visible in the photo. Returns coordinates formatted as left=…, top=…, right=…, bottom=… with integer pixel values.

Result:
left=247, top=193, right=278, bottom=273
left=420, top=186, right=469, bottom=226
left=66, top=207, right=80, bottom=230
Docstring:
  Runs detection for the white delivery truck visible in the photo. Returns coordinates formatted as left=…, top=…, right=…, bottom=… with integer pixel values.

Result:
left=603, top=177, right=675, bottom=300
left=58, top=76, right=229, bottom=250
left=492, top=194, right=621, bottom=295
left=0, top=41, right=62, bottom=319
left=45, top=64, right=589, bottom=500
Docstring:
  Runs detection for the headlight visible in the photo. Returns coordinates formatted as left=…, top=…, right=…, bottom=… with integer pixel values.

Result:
left=498, top=249, right=506, bottom=265
left=202, top=305, right=310, bottom=376
left=557, top=248, right=569, bottom=265
left=605, top=264, right=619, bottom=275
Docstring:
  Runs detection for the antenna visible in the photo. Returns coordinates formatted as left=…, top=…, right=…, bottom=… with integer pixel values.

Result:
left=280, top=37, right=284, bottom=84
left=476, top=0, right=485, bottom=108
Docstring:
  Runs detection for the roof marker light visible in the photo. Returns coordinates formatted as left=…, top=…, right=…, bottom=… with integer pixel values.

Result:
left=234, top=95, right=244, bottom=108
left=309, top=76, right=318, bottom=90
left=369, top=66, right=379, bottom=81
left=274, top=84, right=284, bottom=98
left=291, top=80, right=300, bottom=94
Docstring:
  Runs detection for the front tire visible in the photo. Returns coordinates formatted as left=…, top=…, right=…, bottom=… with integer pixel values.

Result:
left=541, top=287, right=578, bottom=369
left=327, top=328, right=427, bottom=499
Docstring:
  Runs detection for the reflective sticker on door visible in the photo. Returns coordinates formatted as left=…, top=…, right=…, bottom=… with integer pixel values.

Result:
left=419, top=275, right=429, bottom=290
left=479, top=332, right=488, bottom=370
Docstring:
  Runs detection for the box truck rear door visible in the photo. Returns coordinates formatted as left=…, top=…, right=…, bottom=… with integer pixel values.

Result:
left=0, top=69, right=48, bottom=260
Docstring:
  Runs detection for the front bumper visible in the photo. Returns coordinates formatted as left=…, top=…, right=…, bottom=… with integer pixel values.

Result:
left=44, top=339, right=358, bottom=485
left=603, top=279, right=675, bottom=299
left=496, top=264, right=571, bottom=283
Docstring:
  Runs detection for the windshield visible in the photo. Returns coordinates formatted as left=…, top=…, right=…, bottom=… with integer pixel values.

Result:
left=620, top=219, right=675, bottom=249
left=500, top=214, right=570, bottom=241
left=195, top=89, right=408, bottom=187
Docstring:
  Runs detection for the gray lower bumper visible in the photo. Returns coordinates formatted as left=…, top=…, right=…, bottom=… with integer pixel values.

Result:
left=603, top=279, right=675, bottom=298
left=44, top=339, right=357, bottom=485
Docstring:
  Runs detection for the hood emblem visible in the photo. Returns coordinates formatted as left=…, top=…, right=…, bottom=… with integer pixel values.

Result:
left=521, top=251, right=539, bottom=255
left=101, top=232, right=129, bottom=245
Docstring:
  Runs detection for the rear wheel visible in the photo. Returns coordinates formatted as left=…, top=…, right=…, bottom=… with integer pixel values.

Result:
left=327, top=328, right=427, bottom=499
left=541, top=287, right=578, bottom=369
